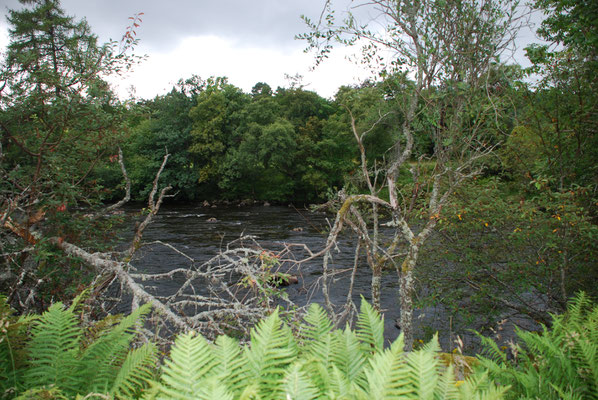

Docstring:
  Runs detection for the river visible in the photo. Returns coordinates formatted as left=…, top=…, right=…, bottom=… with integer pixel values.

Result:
left=118, top=203, right=522, bottom=351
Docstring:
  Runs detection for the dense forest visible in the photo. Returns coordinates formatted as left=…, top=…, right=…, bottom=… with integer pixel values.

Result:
left=1, top=0, right=597, bottom=398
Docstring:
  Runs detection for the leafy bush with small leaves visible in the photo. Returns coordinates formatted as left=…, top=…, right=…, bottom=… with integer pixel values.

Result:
left=478, top=292, right=598, bottom=399
left=145, top=300, right=506, bottom=399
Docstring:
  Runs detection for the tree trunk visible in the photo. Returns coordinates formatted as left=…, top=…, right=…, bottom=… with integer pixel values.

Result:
left=372, top=269, right=381, bottom=311
left=398, top=240, right=420, bottom=351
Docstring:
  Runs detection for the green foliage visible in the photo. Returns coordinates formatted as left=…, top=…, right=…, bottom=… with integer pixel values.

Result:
left=478, top=292, right=598, bottom=399
left=0, top=297, right=37, bottom=398
left=148, top=300, right=505, bottom=399
left=1, top=300, right=156, bottom=399
left=0, top=0, right=132, bottom=210
left=533, top=0, right=598, bottom=57
left=429, top=177, right=598, bottom=326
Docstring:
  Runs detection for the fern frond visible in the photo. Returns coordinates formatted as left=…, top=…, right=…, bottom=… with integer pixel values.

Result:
left=24, top=302, right=82, bottom=394
left=212, top=334, right=248, bottom=395
left=195, top=376, right=235, bottom=400
left=575, top=339, right=598, bottom=396
left=305, top=330, right=336, bottom=368
left=364, top=336, right=411, bottom=399
left=406, top=336, right=441, bottom=400
left=331, top=327, right=367, bottom=389
left=158, top=331, right=217, bottom=399
left=478, top=293, right=598, bottom=400
left=238, top=383, right=259, bottom=400
left=300, top=303, right=333, bottom=345
left=110, top=342, right=157, bottom=399
left=566, top=292, right=592, bottom=326
left=476, top=333, right=507, bottom=364
left=67, top=289, right=90, bottom=314
left=433, top=365, right=459, bottom=400
left=83, top=303, right=152, bottom=394
left=458, top=371, right=508, bottom=400
left=299, top=357, right=332, bottom=395
left=245, top=309, right=297, bottom=399
left=327, top=364, right=353, bottom=399
left=300, top=303, right=335, bottom=366
left=282, top=363, right=320, bottom=400
left=356, top=297, right=384, bottom=355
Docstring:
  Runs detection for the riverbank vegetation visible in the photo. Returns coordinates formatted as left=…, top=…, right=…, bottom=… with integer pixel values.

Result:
left=1, top=293, right=596, bottom=399
left=1, top=0, right=597, bottom=397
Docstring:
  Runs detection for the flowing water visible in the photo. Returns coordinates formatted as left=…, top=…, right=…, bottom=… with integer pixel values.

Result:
left=118, top=203, right=528, bottom=351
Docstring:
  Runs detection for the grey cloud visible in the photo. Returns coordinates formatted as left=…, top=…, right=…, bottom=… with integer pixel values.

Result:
left=0, top=0, right=333, bottom=52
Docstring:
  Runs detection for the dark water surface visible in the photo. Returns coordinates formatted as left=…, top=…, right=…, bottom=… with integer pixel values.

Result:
left=119, top=204, right=471, bottom=349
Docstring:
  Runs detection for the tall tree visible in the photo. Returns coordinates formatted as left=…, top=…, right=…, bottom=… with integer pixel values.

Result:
left=0, top=0, right=139, bottom=305
left=0, top=0, right=139, bottom=216
left=188, top=77, right=249, bottom=194
left=301, top=0, right=524, bottom=350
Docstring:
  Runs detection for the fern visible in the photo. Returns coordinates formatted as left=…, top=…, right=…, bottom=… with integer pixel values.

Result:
left=6, top=299, right=156, bottom=399
left=111, top=342, right=158, bottom=398
left=300, top=303, right=333, bottom=347
left=356, top=296, right=384, bottom=354
left=405, top=337, right=441, bottom=399
left=150, top=300, right=506, bottom=400
left=245, top=308, right=297, bottom=399
left=195, top=376, right=235, bottom=400
left=330, top=327, right=367, bottom=388
left=24, top=302, right=82, bottom=394
left=479, top=292, right=598, bottom=400
left=458, top=371, right=508, bottom=400
left=363, top=336, right=410, bottom=398
left=212, top=335, right=248, bottom=396
left=282, top=363, right=319, bottom=400
left=82, top=303, right=153, bottom=394
left=157, top=331, right=217, bottom=399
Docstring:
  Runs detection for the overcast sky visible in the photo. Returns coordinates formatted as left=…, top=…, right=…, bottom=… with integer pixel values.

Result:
left=0, top=0, right=542, bottom=100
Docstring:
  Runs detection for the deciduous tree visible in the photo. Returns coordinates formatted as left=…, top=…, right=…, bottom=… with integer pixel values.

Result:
left=301, top=0, right=525, bottom=350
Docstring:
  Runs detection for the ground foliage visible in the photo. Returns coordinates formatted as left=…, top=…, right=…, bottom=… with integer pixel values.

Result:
left=2, top=295, right=596, bottom=399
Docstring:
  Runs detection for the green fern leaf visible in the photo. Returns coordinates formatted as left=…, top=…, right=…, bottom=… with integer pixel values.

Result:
left=213, top=334, right=248, bottom=395
left=406, top=336, right=441, bottom=400
left=196, top=375, right=235, bottom=400
left=363, top=336, right=411, bottom=399
left=282, top=363, right=320, bottom=400
left=83, top=303, right=152, bottom=393
left=110, top=342, right=157, bottom=399
left=245, top=308, right=297, bottom=399
left=238, top=383, right=259, bottom=400
left=331, top=327, right=367, bottom=389
left=301, top=303, right=333, bottom=345
left=298, top=357, right=335, bottom=396
left=327, top=364, right=353, bottom=399
left=356, top=297, right=384, bottom=355
left=24, top=302, right=82, bottom=394
left=433, top=364, right=459, bottom=400
left=158, top=331, right=217, bottom=399
left=458, top=371, right=508, bottom=400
